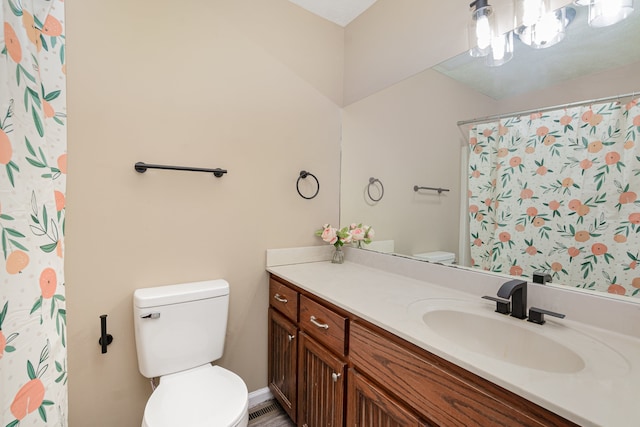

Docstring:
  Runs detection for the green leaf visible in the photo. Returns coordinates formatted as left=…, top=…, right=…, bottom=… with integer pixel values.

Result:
left=25, top=137, right=36, bottom=156
left=42, top=400, right=54, bottom=406
left=38, top=405, right=47, bottom=422
left=6, top=419, right=20, bottom=427
left=40, top=34, right=49, bottom=52
left=8, top=0, right=22, bottom=16
left=26, top=157, right=46, bottom=168
left=32, top=107, right=44, bottom=137
left=42, top=205, right=48, bottom=232
left=27, top=360, right=36, bottom=379
left=9, top=239, right=29, bottom=252
left=0, top=213, right=15, bottom=220
left=21, top=64, right=36, bottom=84
left=5, top=164, right=16, bottom=187
left=30, top=297, right=43, bottom=314
left=0, top=301, right=7, bottom=324
left=44, top=90, right=61, bottom=101
left=40, top=242, right=58, bottom=253
left=5, top=228, right=25, bottom=238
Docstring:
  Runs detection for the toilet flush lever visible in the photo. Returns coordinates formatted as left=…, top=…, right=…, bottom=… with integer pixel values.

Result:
left=141, top=313, right=160, bottom=319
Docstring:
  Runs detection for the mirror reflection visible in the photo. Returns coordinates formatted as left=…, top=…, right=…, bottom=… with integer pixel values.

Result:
left=340, top=3, right=640, bottom=299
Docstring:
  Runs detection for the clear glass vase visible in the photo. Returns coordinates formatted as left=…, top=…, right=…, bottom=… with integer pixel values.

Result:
left=332, top=246, right=344, bottom=264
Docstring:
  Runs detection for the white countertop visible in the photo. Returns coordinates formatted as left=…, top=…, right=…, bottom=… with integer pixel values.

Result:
left=266, top=247, right=640, bottom=427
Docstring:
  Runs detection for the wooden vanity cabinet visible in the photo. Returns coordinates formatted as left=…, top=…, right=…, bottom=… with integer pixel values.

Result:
left=268, top=273, right=578, bottom=427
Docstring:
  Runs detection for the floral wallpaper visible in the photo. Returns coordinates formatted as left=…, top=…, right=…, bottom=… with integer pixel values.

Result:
left=1, top=0, right=67, bottom=425
left=468, top=98, right=640, bottom=298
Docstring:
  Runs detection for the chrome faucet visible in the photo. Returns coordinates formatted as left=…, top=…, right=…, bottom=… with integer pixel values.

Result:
left=497, top=279, right=527, bottom=319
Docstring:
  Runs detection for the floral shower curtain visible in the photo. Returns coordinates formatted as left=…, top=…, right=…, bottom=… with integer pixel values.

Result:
left=1, top=0, right=67, bottom=425
left=468, top=97, right=640, bottom=297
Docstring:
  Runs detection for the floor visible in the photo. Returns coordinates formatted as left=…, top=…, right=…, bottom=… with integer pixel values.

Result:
left=248, top=400, right=295, bottom=427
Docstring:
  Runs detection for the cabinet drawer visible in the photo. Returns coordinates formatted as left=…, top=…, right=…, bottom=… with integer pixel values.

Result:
left=299, top=295, right=347, bottom=356
left=269, top=278, right=298, bottom=322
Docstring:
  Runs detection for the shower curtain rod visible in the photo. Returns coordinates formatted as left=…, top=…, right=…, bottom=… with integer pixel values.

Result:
left=457, top=90, right=639, bottom=128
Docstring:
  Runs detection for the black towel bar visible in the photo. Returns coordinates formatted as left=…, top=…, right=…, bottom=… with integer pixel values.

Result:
left=134, top=162, right=227, bottom=177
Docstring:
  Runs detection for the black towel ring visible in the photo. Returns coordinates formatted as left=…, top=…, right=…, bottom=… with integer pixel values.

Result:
left=367, top=177, right=384, bottom=202
left=297, top=170, right=320, bottom=200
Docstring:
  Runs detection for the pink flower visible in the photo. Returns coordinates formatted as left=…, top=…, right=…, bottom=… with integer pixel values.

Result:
left=351, top=227, right=366, bottom=241
left=320, top=226, right=338, bottom=245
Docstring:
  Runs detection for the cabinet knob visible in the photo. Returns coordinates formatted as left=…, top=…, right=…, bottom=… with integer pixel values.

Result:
left=331, top=372, right=341, bottom=382
left=288, top=334, right=295, bottom=342
left=274, top=293, right=288, bottom=303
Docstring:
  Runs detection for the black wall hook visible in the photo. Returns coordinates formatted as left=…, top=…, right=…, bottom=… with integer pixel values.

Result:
left=99, top=314, right=113, bottom=354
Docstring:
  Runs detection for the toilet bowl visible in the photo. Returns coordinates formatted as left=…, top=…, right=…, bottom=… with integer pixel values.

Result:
left=142, top=365, right=248, bottom=427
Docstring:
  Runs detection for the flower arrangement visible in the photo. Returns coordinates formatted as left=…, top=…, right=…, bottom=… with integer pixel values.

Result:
left=315, top=223, right=375, bottom=248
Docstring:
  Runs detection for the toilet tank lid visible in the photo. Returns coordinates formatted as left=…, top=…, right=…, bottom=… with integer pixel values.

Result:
left=412, top=251, right=455, bottom=261
left=134, top=279, right=229, bottom=308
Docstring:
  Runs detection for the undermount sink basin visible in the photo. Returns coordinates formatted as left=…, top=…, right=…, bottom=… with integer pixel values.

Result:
left=422, top=308, right=585, bottom=373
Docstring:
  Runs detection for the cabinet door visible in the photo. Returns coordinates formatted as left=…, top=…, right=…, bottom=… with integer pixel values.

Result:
left=348, top=369, right=429, bottom=427
left=298, top=332, right=346, bottom=427
left=268, top=308, right=298, bottom=423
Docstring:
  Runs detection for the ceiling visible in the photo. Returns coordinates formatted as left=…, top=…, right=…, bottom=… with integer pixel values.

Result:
left=288, top=0, right=378, bottom=26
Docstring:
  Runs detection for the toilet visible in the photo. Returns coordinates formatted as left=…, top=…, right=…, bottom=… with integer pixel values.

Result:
left=412, top=251, right=456, bottom=264
left=133, top=279, right=249, bottom=427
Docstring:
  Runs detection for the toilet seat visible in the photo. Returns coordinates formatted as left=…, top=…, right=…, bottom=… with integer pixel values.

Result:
left=142, top=364, right=248, bottom=427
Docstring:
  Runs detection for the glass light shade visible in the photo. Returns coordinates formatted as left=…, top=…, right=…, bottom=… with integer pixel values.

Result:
left=515, top=7, right=571, bottom=49
left=515, top=0, right=551, bottom=27
left=469, top=5, right=494, bottom=57
left=486, top=31, right=514, bottom=66
left=589, top=0, right=634, bottom=27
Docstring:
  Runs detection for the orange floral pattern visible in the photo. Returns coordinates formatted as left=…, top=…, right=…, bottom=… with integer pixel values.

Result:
left=469, top=99, right=640, bottom=297
left=1, top=0, right=67, bottom=425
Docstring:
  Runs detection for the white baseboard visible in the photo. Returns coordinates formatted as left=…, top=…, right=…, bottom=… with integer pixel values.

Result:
left=248, top=387, right=274, bottom=408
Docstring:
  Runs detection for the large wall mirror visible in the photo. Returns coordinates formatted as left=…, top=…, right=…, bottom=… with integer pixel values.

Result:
left=340, top=2, right=640, bottom=300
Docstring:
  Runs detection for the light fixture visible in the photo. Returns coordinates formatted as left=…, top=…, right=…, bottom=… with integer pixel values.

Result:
left=588, top=0, right=634, bottom=27
left=468, top=0, right=630, bottom=67
left=515, top=0, right=551, bottom=27
left=486, top=31, right=514, bottom=66
left=469, top=0, right=495, bottom=57
left=515, top=7, right=575, bottom=49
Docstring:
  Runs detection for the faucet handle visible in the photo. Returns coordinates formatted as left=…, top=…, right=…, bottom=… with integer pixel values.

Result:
left=532, top=270, right=552, bottom=284
left=527, top=307, right=565, bottom=325
left=482, top=295, right=511, bottom=315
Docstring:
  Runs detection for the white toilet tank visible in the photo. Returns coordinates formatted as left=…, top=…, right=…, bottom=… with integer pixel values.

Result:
left=133, top=279, right=230, bottom=379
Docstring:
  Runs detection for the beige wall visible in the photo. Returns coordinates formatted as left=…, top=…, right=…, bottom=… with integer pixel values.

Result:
left=65, top=0, right=343, bottom=425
